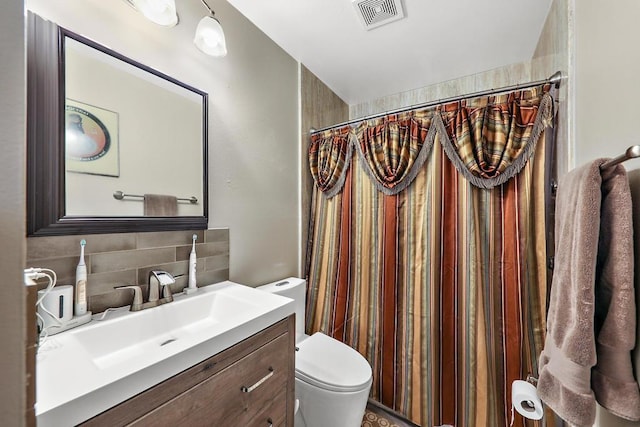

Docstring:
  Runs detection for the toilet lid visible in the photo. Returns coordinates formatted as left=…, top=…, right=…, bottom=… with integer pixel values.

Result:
left=296, top=332, right=372, bottom=392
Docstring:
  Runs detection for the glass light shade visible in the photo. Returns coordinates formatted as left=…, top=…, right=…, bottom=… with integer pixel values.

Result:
left=194, top=16, right=228, bottom=57
left=130, top=0, right=178, bottom=26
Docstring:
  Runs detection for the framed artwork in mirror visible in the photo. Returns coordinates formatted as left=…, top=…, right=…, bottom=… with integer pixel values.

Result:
left=65, top=99, right=120, bottom=177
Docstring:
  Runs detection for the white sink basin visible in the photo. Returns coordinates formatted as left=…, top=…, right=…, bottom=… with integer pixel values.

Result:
left=36, top=281, right=295, bottom=426
left=74, top=289, right=253, bottom=370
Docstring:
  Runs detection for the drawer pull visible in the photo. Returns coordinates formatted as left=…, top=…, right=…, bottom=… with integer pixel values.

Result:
left=241, top=367, right=274, bottom=393
left=267, top=418, right=273, bottom=426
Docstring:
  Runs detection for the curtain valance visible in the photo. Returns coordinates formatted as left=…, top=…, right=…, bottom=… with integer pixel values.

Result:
left=308, top=125, right=355, bottom=198
left=309, top=84, right=553, bottom=196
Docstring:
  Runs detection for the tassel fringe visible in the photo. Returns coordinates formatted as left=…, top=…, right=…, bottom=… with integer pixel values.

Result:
left=312, top=91, right=554, bottom=195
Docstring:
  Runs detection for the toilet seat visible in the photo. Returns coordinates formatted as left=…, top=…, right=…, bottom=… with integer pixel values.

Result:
left=295, top=332, right=372, bottom=393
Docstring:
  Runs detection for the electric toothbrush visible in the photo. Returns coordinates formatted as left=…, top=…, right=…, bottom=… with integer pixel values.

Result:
left=75, top=239, right=88, bottom=315
left=185, top=234, right=198, bottom=294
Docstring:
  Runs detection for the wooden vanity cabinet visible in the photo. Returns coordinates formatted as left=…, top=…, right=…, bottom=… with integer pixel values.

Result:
left=80, top=315, right=295, bottom=427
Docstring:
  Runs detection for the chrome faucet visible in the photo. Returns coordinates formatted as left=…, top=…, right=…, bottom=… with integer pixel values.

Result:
left=115, top=270, right=175, bottom=312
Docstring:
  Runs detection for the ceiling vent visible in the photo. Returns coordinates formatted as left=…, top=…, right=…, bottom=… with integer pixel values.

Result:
left=352, top=0, right=405, bottom=30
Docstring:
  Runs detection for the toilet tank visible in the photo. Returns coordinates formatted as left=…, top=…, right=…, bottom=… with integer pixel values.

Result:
left=258, top=277, right=306, bottom=342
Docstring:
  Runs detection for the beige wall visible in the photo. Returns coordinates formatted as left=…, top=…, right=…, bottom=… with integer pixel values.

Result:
left=572, top=1, right=640, bottom=426
left=574, top=0, right=640, bottom=168
left=0, top=0, right=27, bottom=425
left=26, top=0, right=300, bottom=286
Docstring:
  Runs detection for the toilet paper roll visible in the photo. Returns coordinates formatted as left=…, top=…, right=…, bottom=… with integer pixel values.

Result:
left=511, top=380, right=543, bottom=420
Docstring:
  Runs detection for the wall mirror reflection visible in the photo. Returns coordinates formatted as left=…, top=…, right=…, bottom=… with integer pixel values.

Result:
left=27, top=13, right=209, bottom=236
left=65, top=37, right=204, bottom=217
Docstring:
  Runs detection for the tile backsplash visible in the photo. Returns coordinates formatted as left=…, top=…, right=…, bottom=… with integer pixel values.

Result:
left=27, top=229, right=229, bottom=314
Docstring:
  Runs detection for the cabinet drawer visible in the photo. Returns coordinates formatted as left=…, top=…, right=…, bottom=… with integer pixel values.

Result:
left=132, top=332, right=290, bottom=427
left=81, top=316, right=295, bottom=427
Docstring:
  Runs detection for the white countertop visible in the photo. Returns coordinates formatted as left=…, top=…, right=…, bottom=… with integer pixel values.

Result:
left=35, top=281, right=295, bottom=426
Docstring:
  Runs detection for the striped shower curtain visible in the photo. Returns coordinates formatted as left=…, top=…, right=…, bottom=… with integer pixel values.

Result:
left=306, top=86, right=553, bottom=427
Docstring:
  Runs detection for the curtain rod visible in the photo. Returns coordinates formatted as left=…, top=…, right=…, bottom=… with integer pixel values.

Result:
left=310, top=71, right=564, bottom=135
left=600, top=145, right=640, bottom=169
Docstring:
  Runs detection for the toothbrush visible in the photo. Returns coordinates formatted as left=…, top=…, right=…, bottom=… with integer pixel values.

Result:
left=186, top=234, right=198, bottom=293
left=75, top=239, right=88, bottom=315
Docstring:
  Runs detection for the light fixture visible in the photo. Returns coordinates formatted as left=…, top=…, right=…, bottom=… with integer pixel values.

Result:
left=193, top=0, right=228, bottom=57
left=126, top=0, right=179, bottom=27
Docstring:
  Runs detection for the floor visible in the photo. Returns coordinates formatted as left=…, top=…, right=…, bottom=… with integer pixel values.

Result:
left=362, top=402, right=418, bottom=427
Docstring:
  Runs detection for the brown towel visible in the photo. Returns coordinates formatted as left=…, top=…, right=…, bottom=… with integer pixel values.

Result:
left=537, top=160, right=640, bottom=426
left=143, top=194, right=178, bottom=216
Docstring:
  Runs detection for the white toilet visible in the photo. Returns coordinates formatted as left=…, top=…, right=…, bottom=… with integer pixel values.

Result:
left=258, top=277, right=372, bottom=427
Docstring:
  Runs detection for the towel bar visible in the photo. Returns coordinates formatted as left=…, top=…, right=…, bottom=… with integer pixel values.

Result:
left=600, top=145, right=640, bottom=169
left=113, top=190, right=198, bottom=204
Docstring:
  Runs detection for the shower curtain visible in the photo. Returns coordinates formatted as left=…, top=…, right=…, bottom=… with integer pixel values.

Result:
left=306, top=86, right=553, bottom=427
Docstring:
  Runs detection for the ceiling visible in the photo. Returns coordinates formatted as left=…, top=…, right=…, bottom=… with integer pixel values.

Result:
left=225, top=0, right=554, bottom=105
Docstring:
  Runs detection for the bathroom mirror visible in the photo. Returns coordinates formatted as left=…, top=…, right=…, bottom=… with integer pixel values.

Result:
left=27, top=13, right=209, bottom=236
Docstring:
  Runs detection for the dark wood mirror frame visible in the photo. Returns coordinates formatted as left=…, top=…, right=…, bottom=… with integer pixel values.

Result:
left=27, top=13, right=209, bottom=236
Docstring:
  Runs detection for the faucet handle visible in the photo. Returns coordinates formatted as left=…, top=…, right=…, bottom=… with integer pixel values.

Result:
left=114, top=285, right=143, bottom=311
left=162, top=283, right=174, bottom=301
